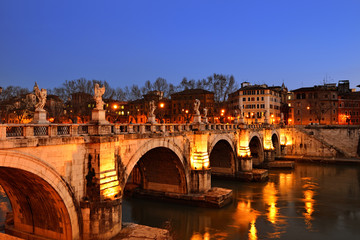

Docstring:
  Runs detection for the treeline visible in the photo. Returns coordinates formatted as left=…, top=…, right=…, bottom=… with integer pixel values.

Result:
left=1, top=73, right=238, bottom=103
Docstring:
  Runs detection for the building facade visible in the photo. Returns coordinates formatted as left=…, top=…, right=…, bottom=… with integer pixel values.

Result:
left=288, top=80, right=360, bottom=125
left=228, top=82, right=284, bottom=124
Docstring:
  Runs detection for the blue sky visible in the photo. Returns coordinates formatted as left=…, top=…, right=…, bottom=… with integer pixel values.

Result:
left=0, top=0, right=359, bottom=91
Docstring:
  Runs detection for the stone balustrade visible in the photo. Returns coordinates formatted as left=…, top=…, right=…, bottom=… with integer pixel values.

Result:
left=0, top=122, right=276, bottom=140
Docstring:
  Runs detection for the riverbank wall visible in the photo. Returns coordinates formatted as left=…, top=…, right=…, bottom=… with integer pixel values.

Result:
left=282, top=125, right=360, bottom=160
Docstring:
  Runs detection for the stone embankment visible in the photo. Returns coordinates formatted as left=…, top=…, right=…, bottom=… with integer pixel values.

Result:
left=284, top=125, right=360, bottom=160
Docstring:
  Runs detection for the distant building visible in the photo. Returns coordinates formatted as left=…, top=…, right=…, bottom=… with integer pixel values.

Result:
left=337, top=80, right=360, bottom=125
left=228, top=82, right=285, bottom=124
left=45, top=94, right=64, bottom=123
left=288, top=80, right=360, bottom=125
left=170, top=89, right=214, bottom=123
left=104, top=100, right=129, bottom=123
left=128, top=91, right=171, bottom=123
left=65, top=92, right=94, bottom=123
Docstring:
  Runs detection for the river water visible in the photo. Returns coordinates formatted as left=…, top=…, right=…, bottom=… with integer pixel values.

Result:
left=123, top=163, right=360, bottom=240
left=1, top=162, right=360, bottom=239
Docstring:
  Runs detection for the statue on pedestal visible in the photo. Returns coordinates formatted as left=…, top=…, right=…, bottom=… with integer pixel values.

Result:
left=32, top=82, right=49, bottom=123
left=147, top=100, right=157, bottom=124
left=94, top=83, right=105, bottom=110
left=194, top=99, right=200, bottom=115
left=33, top=82, right=47, bottom=110
left=149, top=100, right=156, bottom=117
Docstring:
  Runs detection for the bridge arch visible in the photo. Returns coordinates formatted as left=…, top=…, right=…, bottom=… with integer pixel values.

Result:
left=0, top=150, right=80, bottom=240
left=124, top=139, right=189, bottom=194
left=248, top=133, right=264, bottom=165
left=271, top=130, right=281, bottom=156
left=209, top=135, right=236, bottom=175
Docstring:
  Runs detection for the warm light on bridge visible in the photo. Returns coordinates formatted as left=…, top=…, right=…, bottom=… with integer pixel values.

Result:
left=238, top=146, right=251, bottom=157
left=100, top=170, right=121, bottom=200
left=264, top=139, right=274, bottom=150
left=191, top=152, right=210, bottom=170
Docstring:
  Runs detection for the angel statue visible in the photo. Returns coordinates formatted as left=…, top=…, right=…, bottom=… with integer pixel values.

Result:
left=33, top=82, right=47, bottom=110
left=94, top=83, right=105, bottom=110
left=194, top=99, right=200, bottom=115
left=203, top=107, right=208, bottom=118
left=234, top=109, right=239, bottom=118
left=149, top=100, right=156, bottom=117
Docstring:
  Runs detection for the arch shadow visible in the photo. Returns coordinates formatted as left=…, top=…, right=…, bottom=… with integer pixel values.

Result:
left=0, top=150, right=79, bottom=240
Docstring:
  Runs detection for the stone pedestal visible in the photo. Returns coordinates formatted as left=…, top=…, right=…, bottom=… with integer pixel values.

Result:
left=202, top=117, right=208, bottom=124
left=147, top=116, right=157, bottom=124
left=189, top=170, right=211, bottom=193
left=31, top=109, right=49, bottom=124
left=91, top=109, right=109, bottom=124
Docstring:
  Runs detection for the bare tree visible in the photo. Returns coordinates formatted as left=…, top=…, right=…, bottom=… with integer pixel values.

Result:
left=129, top=85, right=142, bottom=100
left=115, top=87, right=127, bottom=101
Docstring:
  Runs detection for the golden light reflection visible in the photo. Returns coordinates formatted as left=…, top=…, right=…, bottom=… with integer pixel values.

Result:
left=303, top=189, right=315, bottom=229
left=263, top=182, right=278, bottom=224
left=279, top=173, right=293, bottom=194
left=232, top=200, right=259, bottom=240
left=190, top=231, right=210, bottom=240
left=249, top=220, right=257, bottom=240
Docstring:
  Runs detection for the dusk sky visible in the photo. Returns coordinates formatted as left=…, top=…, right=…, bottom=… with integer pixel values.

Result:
left=0, top=0, right=359, bottom=91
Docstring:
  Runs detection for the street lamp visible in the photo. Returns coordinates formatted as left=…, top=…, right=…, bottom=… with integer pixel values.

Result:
left=158, top=102, right=165, bottom=123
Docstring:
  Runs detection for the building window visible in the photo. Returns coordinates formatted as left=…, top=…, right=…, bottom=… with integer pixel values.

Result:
left=261, top=97, right=264, bottom=101
left=243, top=97, right=246, bottom=101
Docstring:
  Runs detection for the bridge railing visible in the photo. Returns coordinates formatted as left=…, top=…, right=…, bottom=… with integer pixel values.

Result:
left=0, top=122, right=276, bottom=140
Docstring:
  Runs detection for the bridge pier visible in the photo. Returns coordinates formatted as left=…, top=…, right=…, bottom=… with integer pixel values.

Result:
left=264, top=149, right=276, bottom=162
left=81, top=198, right=122, bottom=240
left=190, top=170, right=211, bottom=193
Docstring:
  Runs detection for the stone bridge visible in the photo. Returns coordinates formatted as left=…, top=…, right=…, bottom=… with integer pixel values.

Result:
left=0, top=122, right=284, bottom=240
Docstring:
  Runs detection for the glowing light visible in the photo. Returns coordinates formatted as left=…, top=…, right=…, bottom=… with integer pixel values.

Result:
left=185, top=110, right=189, bottom=114
left=100, top=170, right=121, bottom=200
left=238, top=146, right=251, bottom=157
left=113, top=104, right=118, bottom=109
left=191, top=152, right=210, bottom=170
left=159, top=103, right=164, bottom=108
left=280, top=135, right=286, bottom=145
left=49, top=117, right=54, bottom=122
left=306, top=106, right=310, bottom=110
left=221, top=109, right=225, bottom=113
left=264, top=139, right=274, bottom=150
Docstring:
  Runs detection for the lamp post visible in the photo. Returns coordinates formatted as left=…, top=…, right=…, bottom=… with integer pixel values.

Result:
left=220, top=109, right=225, bottom=123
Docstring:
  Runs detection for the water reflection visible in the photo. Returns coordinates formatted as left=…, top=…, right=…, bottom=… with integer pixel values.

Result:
left=302, top=177, right=318, bottom=230
left=263, top=182, right=278, bottom=224
left=249, top=220, right=257, bottom=240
